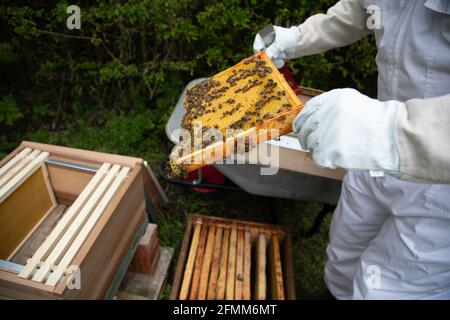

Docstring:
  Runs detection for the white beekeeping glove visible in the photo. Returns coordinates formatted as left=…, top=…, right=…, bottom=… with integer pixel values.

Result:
left=292, top=88, right=406, bottom=174
left=253, top=25, right=301, bottom=68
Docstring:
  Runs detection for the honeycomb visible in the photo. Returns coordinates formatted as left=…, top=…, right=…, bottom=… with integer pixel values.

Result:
left=169, top=51, right=303, bottom=176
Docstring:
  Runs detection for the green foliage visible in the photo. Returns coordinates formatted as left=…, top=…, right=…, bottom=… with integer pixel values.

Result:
left=0, top=95, right=23, bottom=126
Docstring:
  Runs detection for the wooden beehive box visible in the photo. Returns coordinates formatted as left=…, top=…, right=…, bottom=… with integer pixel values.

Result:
left=171, top=215, right=295, bottom=300
left=0, top=141, right=157, bottom=299
left=169, top=52, right=304, bottom=176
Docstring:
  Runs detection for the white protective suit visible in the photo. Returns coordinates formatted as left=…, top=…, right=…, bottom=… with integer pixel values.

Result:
left=286, top=0, right=450, bottom=299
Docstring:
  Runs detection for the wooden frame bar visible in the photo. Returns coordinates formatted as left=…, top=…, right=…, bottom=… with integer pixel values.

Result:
left=243, top=229, right=251, bottom=300
left=0, top=151, right=49, bottom=203
left=215, top=228, right=230, bottom=300
left=0, top=148, right=32, bottom=180
left=0, top=150, right=38, bottom=189
left=234, top=228, right=244, bottom=300
left=225, top=224, right=237, bottom=300
left=18, top=163, right=111, bottom=279
left=46, top=166, right=130, bottom=286
left=255, top=233, right=266, bottom=300
left=32, top=164, right=120, bottom=282
left=179, top=222, right=201, bottom=300
left=197, top=225, right=216, bottom=300
left=206, top=226, right=223, bottom=300
left=268, top=233, right=285, bottom=300
left=188, top=222, right=208, bottom=299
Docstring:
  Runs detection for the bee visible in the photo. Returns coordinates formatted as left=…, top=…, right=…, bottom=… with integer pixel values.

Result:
left=277, top=115, right=287, bottom=122
left=263, top=113, right=274, bottom=120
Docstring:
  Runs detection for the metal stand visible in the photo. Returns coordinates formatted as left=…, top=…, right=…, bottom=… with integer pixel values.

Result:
left=158, top=162, right=241, bottom=192
left=295, top=203, right=336, bottom=239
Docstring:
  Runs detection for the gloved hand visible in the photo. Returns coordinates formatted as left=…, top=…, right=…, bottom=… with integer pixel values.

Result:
left=253, top=26, right=301, bottom=68
left=292, top=88, right=406, bottom=174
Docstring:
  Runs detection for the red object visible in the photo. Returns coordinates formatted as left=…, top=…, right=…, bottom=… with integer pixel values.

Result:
left=187, top=165, right=225, bottom=193
left=279, top=65, right=302, bottom=96
left=129, top=224, right=160, bottom=275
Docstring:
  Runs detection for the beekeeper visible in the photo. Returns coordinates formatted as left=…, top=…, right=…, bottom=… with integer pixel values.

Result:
left=254, top=0, right=450, bottom=299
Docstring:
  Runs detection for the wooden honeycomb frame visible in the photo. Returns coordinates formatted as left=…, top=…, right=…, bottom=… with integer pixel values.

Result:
left=169, top=51, right=304, bottom=175
left=170, top=215, right=296, bottom=300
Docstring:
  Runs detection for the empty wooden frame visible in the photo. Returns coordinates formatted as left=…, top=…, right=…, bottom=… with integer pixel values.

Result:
left=171, top=215, right=296, bottom=300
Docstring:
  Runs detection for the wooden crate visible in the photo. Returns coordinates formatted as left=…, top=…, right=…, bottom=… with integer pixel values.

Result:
left=0, top=141, right=163, bottom=299
left=171, top=215, right=296, bottom=300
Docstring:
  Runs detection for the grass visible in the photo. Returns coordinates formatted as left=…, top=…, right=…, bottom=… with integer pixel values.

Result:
left=156, top=178, right=333, bottom=300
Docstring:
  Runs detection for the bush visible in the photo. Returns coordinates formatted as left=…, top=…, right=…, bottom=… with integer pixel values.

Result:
left=0, top=0, right=377, bottom=160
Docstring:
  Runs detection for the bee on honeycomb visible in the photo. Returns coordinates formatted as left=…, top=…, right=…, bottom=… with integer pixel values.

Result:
left=168, top=52, right=303, bottom=177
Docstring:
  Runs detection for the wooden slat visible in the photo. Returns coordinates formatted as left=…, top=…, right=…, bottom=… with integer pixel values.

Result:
left=179, top=222, right=201, bottom=300
left=188, top=221, right=209, bottom=300
left=46, top=166, right=130, bottom=286
left=268, top=233, right=285, bottom=300
left=32, top=164, right=119, bottom=282
left=0, top=149, right=36, bottom=188
left=57, top=166, right=143, bottom=299
left=243, top=229, right=251, bottom=300
left=0, top=151, right=48, bottom=203
left=215, top=228, right=230, bottom=300
left=174, top=215, right=286, bottom=242
left=207, top=227, right=223, bottom=300
left=234, top=228, right=244, bottom=300
left=40, top=164, right=57, bottom=208
left=0, top=148, right=32, bottom=180
left=197, top=224, right=216, bottom=300
left=0, top=158, right=31, bottom=189
left=255, top=233, right=266, bottom=300
left=19, top=163, right=111, bottom=279
left=225, top=224, right=237, bottom=300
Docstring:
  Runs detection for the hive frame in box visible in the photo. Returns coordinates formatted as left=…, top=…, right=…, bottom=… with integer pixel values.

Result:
left=171, top=215, right=296, bottom=300
left=19, top=163, right=113, bottom=281
left=0, top=141, right=148, bottom=299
